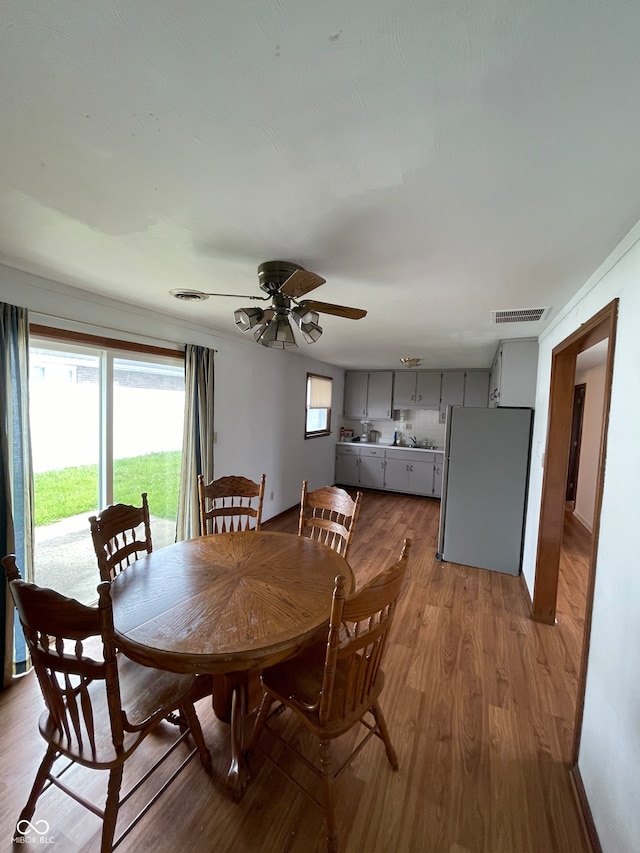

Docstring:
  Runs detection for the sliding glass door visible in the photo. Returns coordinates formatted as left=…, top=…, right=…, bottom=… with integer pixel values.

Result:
left=29, top=338, right=184, bottom=604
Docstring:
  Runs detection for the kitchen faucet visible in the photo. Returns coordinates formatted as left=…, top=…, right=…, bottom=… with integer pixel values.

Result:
left=409, top=435, right=417, bottom=446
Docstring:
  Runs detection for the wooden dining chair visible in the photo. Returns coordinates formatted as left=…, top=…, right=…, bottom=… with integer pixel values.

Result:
left=250, top=538, right=412, bottom=853
left=298, top=481, right=363, bottom=560
left=197, top=473, right=266, bottom=536
left=89, top=492, right=153, bottom=582
left=2, top=554, right=212, bottom=853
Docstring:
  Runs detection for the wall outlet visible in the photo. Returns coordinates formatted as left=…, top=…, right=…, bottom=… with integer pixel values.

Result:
left=405, top=423, right=412, bottom=430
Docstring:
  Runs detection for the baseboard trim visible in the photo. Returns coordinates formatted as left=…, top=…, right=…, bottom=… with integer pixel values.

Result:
left=572, top=511, right=593, bottom=534
left=261, top=503, right=299, bottom=528
left=569, top=763, right=602, bottom=853
left=519, top=571, right=534, bottom=614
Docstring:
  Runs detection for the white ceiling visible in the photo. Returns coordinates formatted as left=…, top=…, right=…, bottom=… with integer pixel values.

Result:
left=1, top=1, right=640, bottom=369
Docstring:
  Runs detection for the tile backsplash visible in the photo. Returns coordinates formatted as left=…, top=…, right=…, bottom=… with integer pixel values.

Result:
left=341, top=408, right=445, bottom=447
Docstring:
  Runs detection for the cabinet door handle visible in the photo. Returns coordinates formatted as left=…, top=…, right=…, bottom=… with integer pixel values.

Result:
left=411, top=394, right=415, bottom=402
left=418, top=394, right=422, bottom=401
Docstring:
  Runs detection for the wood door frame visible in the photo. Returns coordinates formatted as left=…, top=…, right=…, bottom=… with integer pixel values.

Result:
left=532, top=298, right=618, bottom=764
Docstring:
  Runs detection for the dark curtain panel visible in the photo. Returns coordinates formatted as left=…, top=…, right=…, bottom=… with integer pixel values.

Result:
left=0, top=303, right=34, bottom=687
left=176, top=344, right=215, bottom=541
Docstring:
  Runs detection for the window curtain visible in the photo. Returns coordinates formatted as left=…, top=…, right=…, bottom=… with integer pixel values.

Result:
left=176, top=344, right=215, bottom=541
left=0, top=303, right=34, bottom=688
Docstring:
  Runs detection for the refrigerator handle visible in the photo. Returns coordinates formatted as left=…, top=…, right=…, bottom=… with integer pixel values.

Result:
left=436, top=406, right=454, bottom=561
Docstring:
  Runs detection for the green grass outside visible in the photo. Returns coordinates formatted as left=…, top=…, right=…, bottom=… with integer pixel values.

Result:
left=34, top=450, right=182, bottom=526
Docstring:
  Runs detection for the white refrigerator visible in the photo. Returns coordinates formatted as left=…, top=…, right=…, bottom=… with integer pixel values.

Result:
left=436, top=406, right=534, bottom=575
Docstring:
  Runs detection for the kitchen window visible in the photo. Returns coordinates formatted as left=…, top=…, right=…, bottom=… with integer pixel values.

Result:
left=305, top=373, right=332, bottom=438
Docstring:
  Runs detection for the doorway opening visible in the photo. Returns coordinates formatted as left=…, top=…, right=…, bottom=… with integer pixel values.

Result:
left=565, top=383, right=586, bottom=508
left=531, top=298, right=618, bottom=767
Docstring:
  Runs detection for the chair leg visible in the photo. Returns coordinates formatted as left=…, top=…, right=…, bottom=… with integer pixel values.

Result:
left=181, top=702, right=212, bottom=773
left=17, top=745, right=58, bottom=832
left=101, top=766, right=123, bottom=853
left=319, top=738, right=338, bottom=853
left=371, top=701, right=398, bottom=770
left=248, top=691, right=273, bottom=752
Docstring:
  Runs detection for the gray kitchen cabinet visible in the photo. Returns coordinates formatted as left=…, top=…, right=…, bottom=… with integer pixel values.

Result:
left=393, top=371, right=418, bottom=406
left=343, top=370, right=393, bottom=420
left=343, top=371, right=369, bottom=418
left=359, top=446, right=386, bottom=489
left=384, top=449, right=436, bottom=495
left=335, top=444, right=360, bottom=486
left=489, top=339, right=538, bottom=408
left=439, top=371, right=465, bottom=422
left=416, top=371, right=442, bottom=406
left=382, top=454, right=410, bottom=493
left=407, top=458, right=435, bottom=495
left=393, top=370, right=441, bottom=408
left=335, top=444, right=443, bottom=497
left=366, top=371, right=393, bottom=419
left=463, top=371, right=490, bottom=407
left=433, top=460, right=443, bottom=497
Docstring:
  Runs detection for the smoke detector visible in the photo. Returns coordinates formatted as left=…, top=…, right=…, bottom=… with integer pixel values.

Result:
left=399, top=357, right=421, bottom=368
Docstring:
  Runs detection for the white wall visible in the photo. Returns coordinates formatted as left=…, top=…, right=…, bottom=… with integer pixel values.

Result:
left=573, top=358, right=607, bottom=531
left=521, top=222, right=640, bottom=853
left=0, top=264, right=344, bottom=522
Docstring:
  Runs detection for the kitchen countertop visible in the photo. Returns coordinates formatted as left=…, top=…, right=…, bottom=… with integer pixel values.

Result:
left=337, top=441, right=444, bottom=454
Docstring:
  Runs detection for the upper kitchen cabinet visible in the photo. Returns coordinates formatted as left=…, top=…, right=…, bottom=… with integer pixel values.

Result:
left=392, top=370, right=441, bottom=408
left=489, top=339, right=538, bottom=408
left=343, top=371, right=393, bottom=420
left=392, top=371, right=418, bottom=407
left=416, top=371, right=442, bottom=407
left=365, top=371, right=393, bottom=419
left=344, top=371, right=369, bottom=418
left=463, top=371, right=490, bottom=407
left=439, top=371, right=465, bottom=422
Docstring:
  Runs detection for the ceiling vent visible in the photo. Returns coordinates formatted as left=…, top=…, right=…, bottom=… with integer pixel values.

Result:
left=491, top=307, right=549, bottom=324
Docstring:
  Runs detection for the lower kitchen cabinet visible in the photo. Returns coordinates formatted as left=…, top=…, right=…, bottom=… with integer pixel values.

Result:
left=335, top=445, right=442, bottom=497
left=433, top=460, right=443, bottom=498
left=335, top=444, right=360, bottom=486
left=385, top=450, right=436, bottom=496
left=359, top=446, right=386, bottom=489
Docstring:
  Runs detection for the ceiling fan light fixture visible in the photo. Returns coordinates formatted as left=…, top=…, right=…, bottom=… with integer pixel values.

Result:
left=299, top=320, right=323, bottom=344
left=234, top=306, right=265, bottom=331
left=291, top=305, right=319, bottom=327
left=255, top=314, right=298, bottom=349
left=400, top=357, right=421, bottom=368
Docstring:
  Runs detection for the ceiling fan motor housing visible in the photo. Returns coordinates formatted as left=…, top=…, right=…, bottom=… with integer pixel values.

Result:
left=257, top=260, right=301, bottom=295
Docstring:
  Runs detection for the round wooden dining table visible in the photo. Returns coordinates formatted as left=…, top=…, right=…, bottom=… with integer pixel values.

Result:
left=109, top=530, right=353, bottom=799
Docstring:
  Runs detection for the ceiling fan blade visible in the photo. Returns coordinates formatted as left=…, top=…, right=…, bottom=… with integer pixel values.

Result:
left=280, top=269, right=326, bottom=299
left=298, top=300, right=367, bottom=320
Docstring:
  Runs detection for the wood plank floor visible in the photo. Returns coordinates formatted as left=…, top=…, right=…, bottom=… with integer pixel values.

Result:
left=0, top=492, right=592, bottom=852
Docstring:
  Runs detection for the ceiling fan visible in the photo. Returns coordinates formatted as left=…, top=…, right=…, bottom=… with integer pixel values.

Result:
left=170, top=260, right=367, bottom=349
